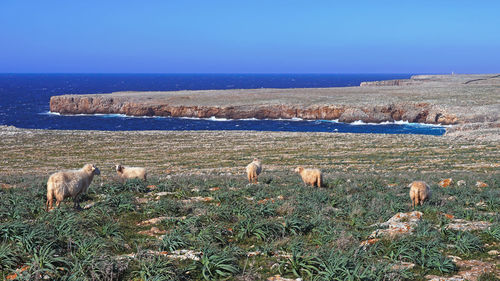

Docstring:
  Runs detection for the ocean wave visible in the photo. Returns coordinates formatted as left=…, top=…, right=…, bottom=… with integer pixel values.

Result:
left=41, top=111, right=167, bottom=119
left=349, top=119, right=448, bottom=127
left=40, top=112, right=446, bottom=127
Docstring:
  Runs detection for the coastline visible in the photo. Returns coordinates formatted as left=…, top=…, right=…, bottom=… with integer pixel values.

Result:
left=49, top=74, right=499, bottom=129
left=42, top=111, right=449, bottom=127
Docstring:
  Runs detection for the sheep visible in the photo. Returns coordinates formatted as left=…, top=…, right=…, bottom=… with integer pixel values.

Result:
left=409, top=181, right=431, bottom=208
left=246, top=158, right=262, bottom=184
left=295, top=166, right=323, bottom=187
left=46, top=164, right=100, bottom=211
left=115, top=164, right=147, bottom=181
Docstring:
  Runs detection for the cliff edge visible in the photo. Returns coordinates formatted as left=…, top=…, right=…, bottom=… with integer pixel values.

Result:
left=50, top=74, right=499, bottom=127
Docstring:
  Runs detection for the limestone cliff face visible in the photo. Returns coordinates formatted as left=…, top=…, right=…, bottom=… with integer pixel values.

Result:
left=49, top=95, right=458, bottom=125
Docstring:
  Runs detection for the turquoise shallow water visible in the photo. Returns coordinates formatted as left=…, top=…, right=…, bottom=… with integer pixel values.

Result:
left=0, top=73, right=445, bottom=135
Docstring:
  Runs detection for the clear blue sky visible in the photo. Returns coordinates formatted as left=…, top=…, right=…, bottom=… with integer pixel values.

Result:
left=1, top=0, right=499, bottom=73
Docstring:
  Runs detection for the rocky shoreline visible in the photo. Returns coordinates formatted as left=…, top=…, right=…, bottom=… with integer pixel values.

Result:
left=49, top=74, right=499, bottom=127
left=49, top=98, right=457, bottom=125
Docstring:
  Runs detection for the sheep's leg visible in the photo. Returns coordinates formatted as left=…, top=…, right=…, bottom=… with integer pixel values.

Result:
left=56, top=200, right=61, bottom=208
left=73, top=195, right=82, bottom=210
left=46, top=198, right=53, bottom=211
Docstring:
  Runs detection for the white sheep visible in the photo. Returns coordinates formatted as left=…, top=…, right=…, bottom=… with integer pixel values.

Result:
left=409, top=181, right=431, bottom=208
left=246, top=158, right=262, bottom=184
left=46, top=164, right=100, bottom=211
left=115, top=164, right=147, bottom=181
left=295, top=166, right=323, bottom=188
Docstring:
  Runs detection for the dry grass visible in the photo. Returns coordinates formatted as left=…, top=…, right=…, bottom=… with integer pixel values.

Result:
left=1, top=127, right=498, bottom=178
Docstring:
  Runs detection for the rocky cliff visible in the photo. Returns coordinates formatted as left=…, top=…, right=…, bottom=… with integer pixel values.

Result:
left=50, top=95, right=458, bottom=125
left=49, top=74, right=500, bottom=126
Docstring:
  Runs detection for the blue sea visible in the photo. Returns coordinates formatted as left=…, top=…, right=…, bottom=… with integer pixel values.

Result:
left=0, top=74, right=446, bottom=135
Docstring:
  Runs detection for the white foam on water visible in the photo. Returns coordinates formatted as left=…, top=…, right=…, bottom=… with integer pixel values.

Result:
left=348, top=119, right=447, bottom=127
left=40, top=112, right=447, bottom=128
left=42, top=111, right=167, bottom=119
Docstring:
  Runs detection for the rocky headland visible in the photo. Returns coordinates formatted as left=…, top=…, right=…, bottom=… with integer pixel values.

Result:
left=50, top=74, right=499, bottom=129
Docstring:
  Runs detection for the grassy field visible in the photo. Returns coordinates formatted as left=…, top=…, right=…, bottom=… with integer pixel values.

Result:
left=0, top=128, right=499, bottom=280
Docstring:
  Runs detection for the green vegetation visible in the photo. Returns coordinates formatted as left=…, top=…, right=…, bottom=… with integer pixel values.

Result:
left=0, top=128, right=498, bottom=279
left=0, top=170, right=498, bottom=280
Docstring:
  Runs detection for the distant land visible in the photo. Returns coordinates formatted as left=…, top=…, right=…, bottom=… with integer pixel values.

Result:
left=50, top=74, right=500, bottom=138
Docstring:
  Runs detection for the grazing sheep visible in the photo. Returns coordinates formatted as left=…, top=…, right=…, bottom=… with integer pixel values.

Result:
left=409, top=181, right=431, bottom=207
left=295, top=166, right=323, bottom=187
left=46, top=164, right=100, bottom=211
left=246, top=158, right=262, bottom=184
left=115, top=164, right=147, bottom=181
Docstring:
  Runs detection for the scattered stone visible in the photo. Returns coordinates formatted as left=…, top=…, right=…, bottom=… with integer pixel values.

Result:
left=487, top=250, right=499, bottom=256
left=369, top=211, right=422, bottom=238
left=180, top=196, right=213, bottom=203
left=122, top=250, right=202, bottom=261
left=391, top=262, right=415, bottom=271
left=446, top=219, right=492, bottom=231
left=267, top=275, right=302, bottom=281
left=149, top=191, right=177, bottom=200
left=484, top=242, right=499, bottom=248
left=457, top=180, right=466, bottom=187
left=442, top=213, right=455, bottom=219
left=439, top=178, right=453, bottom=188
left=427, top=259, right=498, bottom=281
left=475, top=181, right=488, bottom=188
left=247, top=251, right=262, bottom=257
left=446, top=196, right=457, bottom=201
left=447, top=255, right=462, bottom=263
left=244, top=196, right=255, bottom=201
left=387, top=183, right=398, bottom=188
left=5, top=265, right=29, bottom=280
left=83, top=202, right=96, bottom=209
left=138, top=227, right=167, bottom=237
left=161, top=249, right=202, bottom=261
left=273, top=250, right=293, bottom=259
left=426, top=276, right=464, bottom=281
left=135, top=197, right=150, bottom=204
left=191, top=188, right=200, bottom=192
left=360, top=238, right=380, bottom=248
left=137, top=216, right=186, bottom=226
left=209, top=187, right=221, bottom=191
left=257, top=196, right=285, bottom=204
left=0, top=183, right=14, bottom=189
left=475, top=201, right=487, bottom=208
left=147, top=185, right=158, bottom=190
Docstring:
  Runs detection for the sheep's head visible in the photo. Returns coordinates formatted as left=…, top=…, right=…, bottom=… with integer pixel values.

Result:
left=83, top=164, right=100, bottom=175
left=253, top=157, right=260, bottom=163
left=92, top=164, right=101, bottom=175
left=294, top=166, right=303, bottom=173
left=115, top=164, right=123, bottom=173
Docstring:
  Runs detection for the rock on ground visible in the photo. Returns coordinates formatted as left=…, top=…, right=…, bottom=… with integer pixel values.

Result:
left=369, top=211, right=423, bottom=238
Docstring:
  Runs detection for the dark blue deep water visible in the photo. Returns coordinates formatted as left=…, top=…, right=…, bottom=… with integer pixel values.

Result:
left=0, top=74, right=446, bottom=135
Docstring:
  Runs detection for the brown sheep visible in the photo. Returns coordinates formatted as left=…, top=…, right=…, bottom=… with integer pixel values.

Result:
left=409, top=181, right=431, bottom=207
left=115, top=164, right=147, bottom=181
left=295, top=166, right=323, bottom=187
left=46, top=164, right=100, bottom=211
left=246, top=158, right=262, bottom=184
